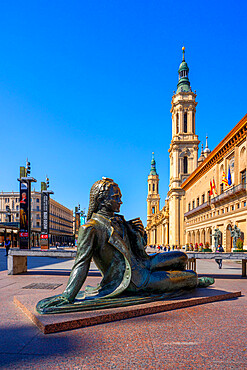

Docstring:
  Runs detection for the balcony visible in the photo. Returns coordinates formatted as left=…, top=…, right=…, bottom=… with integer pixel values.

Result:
left=211, top=183, right=246, bottom=205
left=184, top=201, right=211, bottom=218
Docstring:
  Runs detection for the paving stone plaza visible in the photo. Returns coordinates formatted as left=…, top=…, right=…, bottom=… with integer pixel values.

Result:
left=0, top=248, right=246, bottom=369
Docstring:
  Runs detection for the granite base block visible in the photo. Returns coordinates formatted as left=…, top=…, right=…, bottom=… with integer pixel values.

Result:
left=14, top=289, right=241, bottom=334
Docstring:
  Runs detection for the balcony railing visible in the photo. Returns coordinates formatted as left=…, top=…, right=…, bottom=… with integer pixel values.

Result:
left=184, top=201, right=211, bottom=218
left=211, top=183, right=246, bottom=204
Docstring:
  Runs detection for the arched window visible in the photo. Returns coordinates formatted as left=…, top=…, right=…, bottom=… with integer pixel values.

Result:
left=149, top=184, right=151, bottom=191
left=153, top=184, right=155, bottom=192
left=184, top=112, right=187, bottom=133
left=192, top=112, right=195, bottom=133
left=152, top=207, right=155, bottom=214
left=241, top=169, right=246, bottom=185
left=176, top=113, right=179, bottom=134
left=183, top=156, right=188, bottom=174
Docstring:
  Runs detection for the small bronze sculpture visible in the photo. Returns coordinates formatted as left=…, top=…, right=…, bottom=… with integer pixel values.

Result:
left=37, top=178, right=213, bottom=314
left=230, top=225, right=242, bottom=249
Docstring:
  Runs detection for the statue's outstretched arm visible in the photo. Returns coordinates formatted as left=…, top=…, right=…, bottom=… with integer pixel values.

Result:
left=62, top=224, right=96, bottom=302
left=36, top=224, right=96, bottom=313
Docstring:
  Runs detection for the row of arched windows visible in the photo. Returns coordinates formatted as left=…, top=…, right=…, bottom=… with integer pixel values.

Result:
left=149, top=183, right=159, bottom=193
left=175, top=112, right=195, bottom=134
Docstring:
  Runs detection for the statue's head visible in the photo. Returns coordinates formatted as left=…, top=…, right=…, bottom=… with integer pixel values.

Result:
left=87, top=177, right=122, bottom=220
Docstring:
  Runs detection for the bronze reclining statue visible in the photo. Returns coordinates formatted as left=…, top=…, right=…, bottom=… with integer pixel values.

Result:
left=37, top=178, right=214, bottom=314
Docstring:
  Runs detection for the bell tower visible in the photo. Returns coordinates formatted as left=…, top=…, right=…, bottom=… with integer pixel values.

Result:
left=168, top=47, right=200, bottom=247
left=147, top=153, right=160, bottom=224
left=169, top=47, right=199, bottom=187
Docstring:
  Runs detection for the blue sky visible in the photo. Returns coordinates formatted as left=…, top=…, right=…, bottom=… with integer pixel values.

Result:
left=0, top=1, right=246, bottom=225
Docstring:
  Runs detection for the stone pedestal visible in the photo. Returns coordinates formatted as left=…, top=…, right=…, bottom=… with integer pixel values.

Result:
left=8, top=255, right=27, bottom=275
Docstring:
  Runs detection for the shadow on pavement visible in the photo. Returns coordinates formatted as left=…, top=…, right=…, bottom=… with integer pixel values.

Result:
left=0, top=323, right=101, bottom=369
left=26, top=270, right=101, bottom=277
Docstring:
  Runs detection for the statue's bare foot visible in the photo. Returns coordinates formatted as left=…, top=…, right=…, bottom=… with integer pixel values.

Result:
left=197, top=277, right=215, bottom=287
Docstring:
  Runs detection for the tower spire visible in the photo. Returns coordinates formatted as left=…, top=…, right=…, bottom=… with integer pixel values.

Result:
left=149, top=152, right=158, bottom=176
left=182, top=46, right=185, bottom=61
left=198, top=143, right=205, bottom=164
left=147, top=152, right=160, bottom=225
left=177, top=46, right=191, bottom=93
left=204, top=135, right=211, bottom=157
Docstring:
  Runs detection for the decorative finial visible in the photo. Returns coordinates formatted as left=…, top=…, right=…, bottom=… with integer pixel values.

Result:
left=204, top=135, right=211, bottom=155
left=182, top=46, right=185, bottom=61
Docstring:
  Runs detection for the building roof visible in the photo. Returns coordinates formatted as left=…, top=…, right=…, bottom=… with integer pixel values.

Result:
left=182, top=114, right=247, bottom=190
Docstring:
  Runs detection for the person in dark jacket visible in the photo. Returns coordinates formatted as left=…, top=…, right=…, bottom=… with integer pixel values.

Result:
left=5, top=238, right=11, bottom=256
left=215, top=244, right=224, bottom=269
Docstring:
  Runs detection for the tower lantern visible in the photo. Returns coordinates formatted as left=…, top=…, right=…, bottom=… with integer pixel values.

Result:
left=177, top=46, right=191, bottom=93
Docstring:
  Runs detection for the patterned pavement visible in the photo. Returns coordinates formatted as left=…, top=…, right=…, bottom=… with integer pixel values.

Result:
left=0, top=256, right=246, bottom=369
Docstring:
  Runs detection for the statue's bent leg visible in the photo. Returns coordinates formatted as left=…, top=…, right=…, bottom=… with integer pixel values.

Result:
left=149, top=251, right=188, bottom=271
left=144, top=270, right=198, bottom=293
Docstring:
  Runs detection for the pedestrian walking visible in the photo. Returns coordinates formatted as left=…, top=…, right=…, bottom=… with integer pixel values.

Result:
left=215, top=244, right=224, bottom=269
left=5, top=238, right=11, bottom=256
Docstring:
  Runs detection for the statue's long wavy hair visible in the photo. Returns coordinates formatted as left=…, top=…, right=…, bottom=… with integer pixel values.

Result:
left=87, top=178, right=116, bottom=221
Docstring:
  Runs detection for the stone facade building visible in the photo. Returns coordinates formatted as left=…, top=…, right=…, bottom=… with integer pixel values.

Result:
left=146, top=48, right=247, bottom=250
left=183, top=115, right=247, bottom=252
left=0, top=190, right=74, bottom=246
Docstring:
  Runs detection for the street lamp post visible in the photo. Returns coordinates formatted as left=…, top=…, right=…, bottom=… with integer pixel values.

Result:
left=74, top=205, right=87, bottom=246
left=74, top=204, right=81, bottom=245
left=18, top=160, right=37, bottom=249
left=80, top=208, right=86, bottom=225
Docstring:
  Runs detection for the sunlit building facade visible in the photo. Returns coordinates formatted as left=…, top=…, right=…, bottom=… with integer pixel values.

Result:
left=146, top=48, right=247, bottom=250
left=0, top=191, right=74, bottom=246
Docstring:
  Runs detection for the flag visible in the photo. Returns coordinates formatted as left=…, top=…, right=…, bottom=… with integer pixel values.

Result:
left=222, top=171, right=229, bottom=186
left=209, top=181, right=213, bottom=196
left=212, top=178, right=218, bottom=196
left=228, top=167, right=232, bottom=186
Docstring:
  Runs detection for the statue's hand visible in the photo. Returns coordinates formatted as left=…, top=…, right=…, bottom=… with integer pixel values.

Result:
left=128, top=218, right=145, bottom=237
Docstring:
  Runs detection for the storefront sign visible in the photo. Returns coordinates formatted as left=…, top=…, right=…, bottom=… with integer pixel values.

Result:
left=40, top=234, right=48, bottom=239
